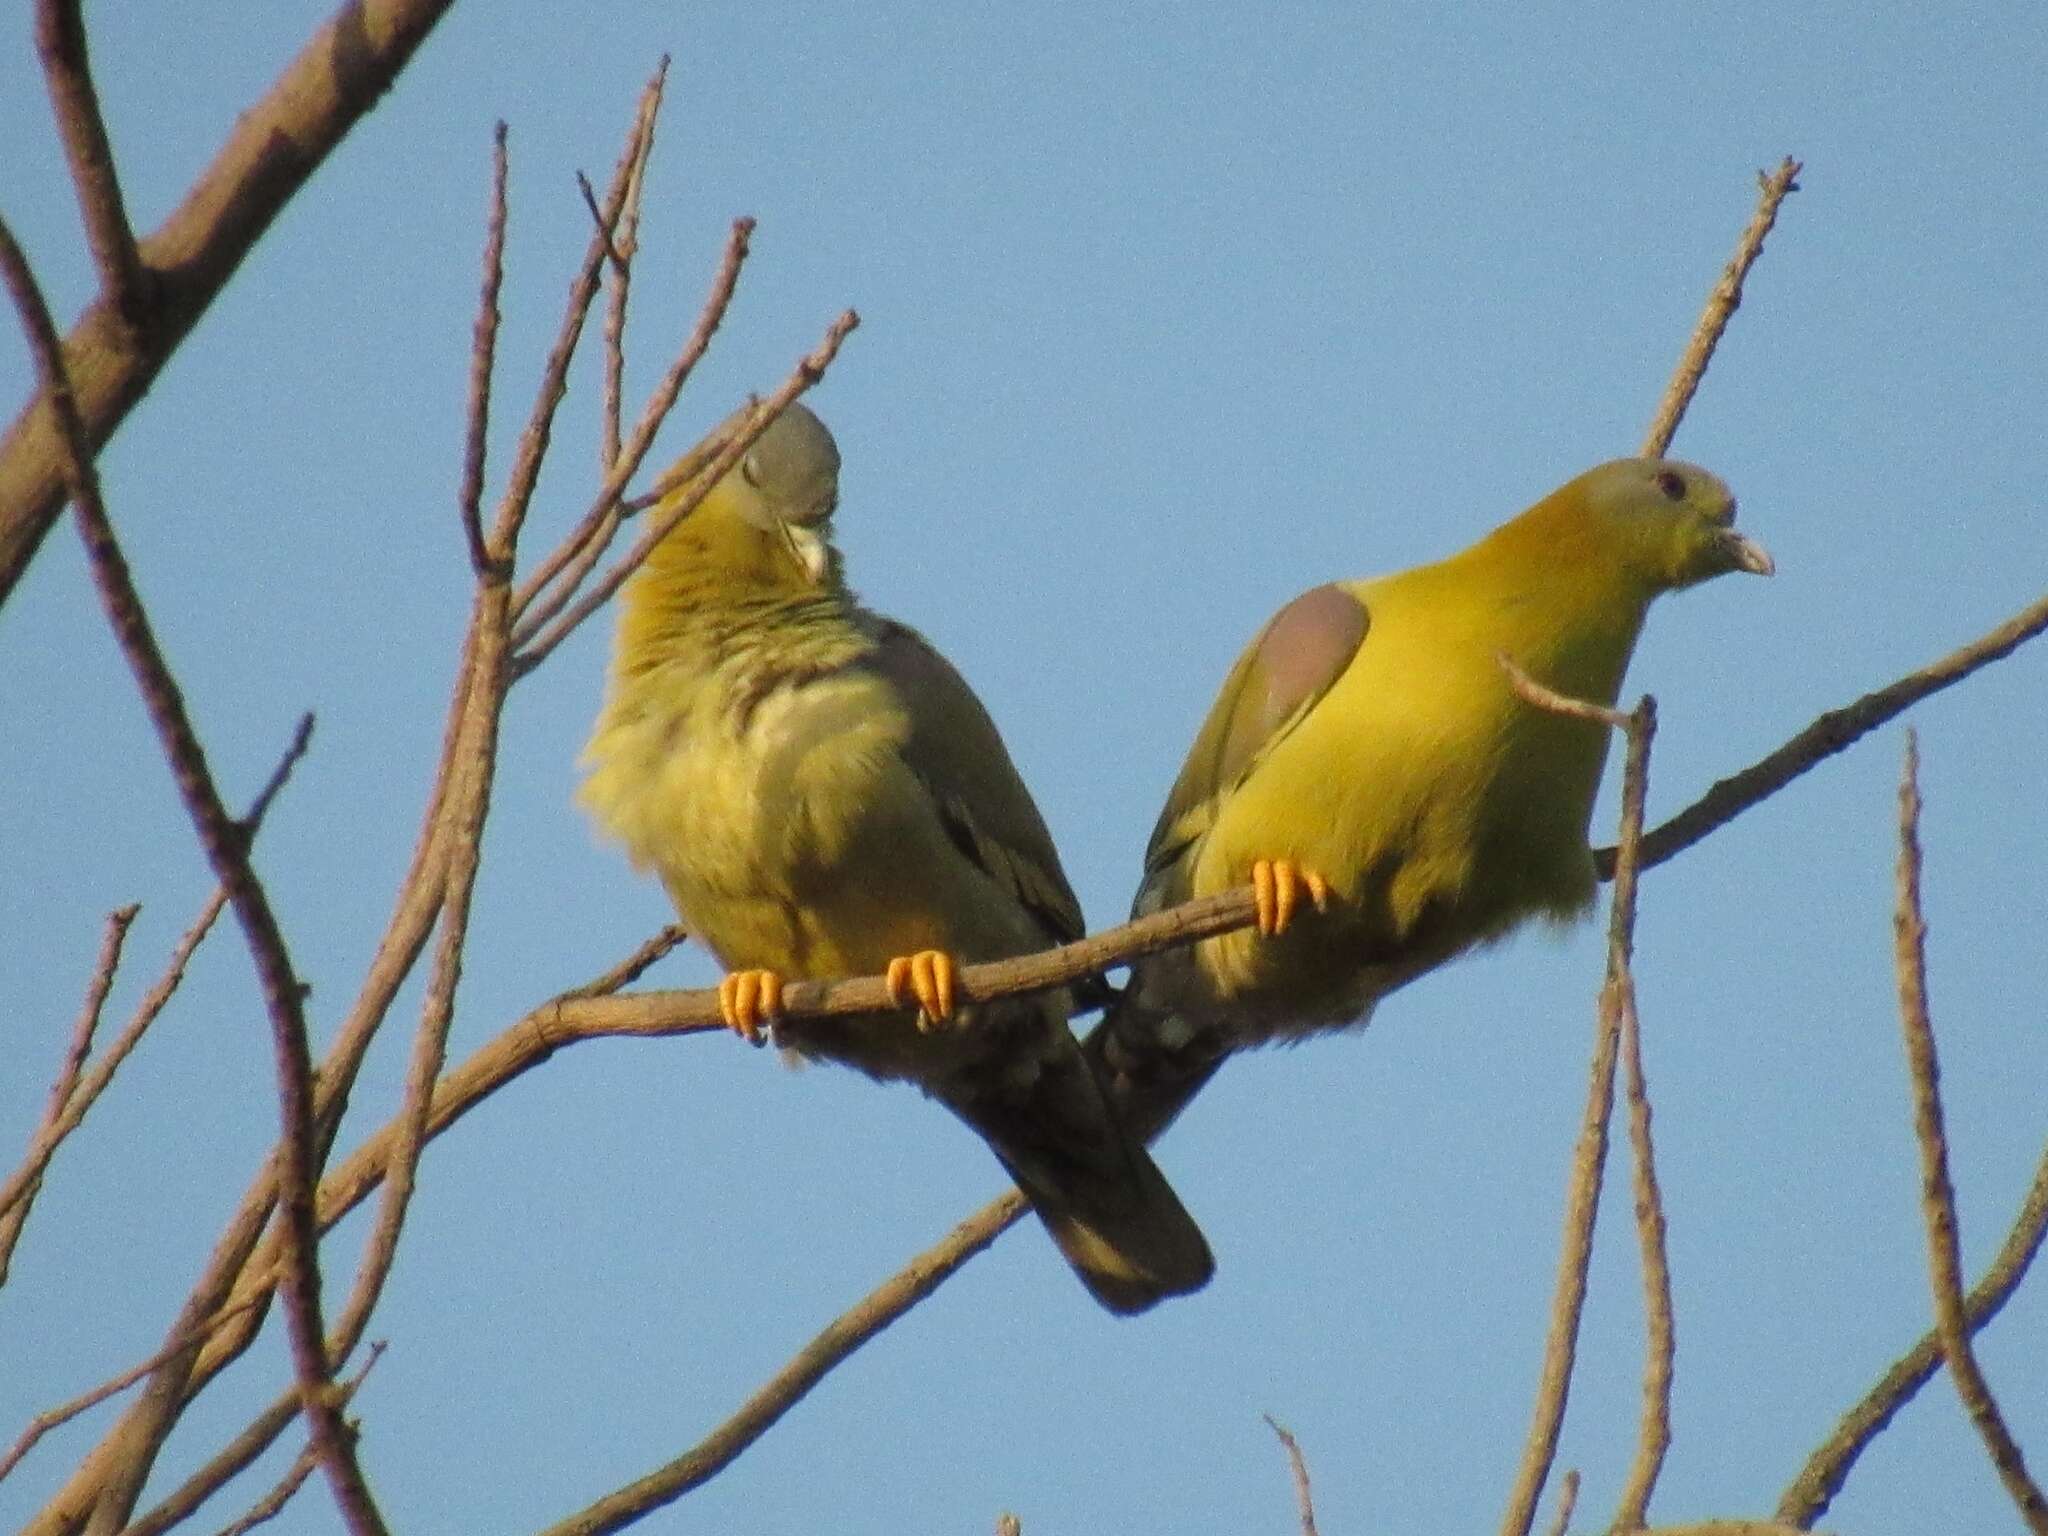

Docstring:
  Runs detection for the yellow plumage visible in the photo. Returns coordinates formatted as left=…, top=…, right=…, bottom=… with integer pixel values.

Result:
left=583, top=402, right=1212, bottom=1312
left=1094, top=457, right=1772, bottom=1133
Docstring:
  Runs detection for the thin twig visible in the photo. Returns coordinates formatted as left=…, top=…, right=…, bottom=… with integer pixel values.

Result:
left=210, top=1442, right=317, bottom=1536
left=1893, top=735, right=2048, bottom=1533
left=509, top=214, right=763, bottom=645
left=1544, top=1468, right=1580, bottom=1536
left=485, top=57, right=668, bottom=565
left=599, top=105, right=660, bottom=472
left=22, top=66, right=674, bottom=1536
left=457, top=124, right=509, bottom=575
left=178, top=887, right=1263, bottom=1491
left=0, top=888, right=225, bottom=1277
left=60, top=906, right=141, bottom=1113
left=1263, top=1416, right=1322, bottom=1536
left=32, top=0, right=146, bottom=318
left=1776, top=1134, right=2048, bottom=1525
left=1600, top=585, right=2048, bottom=880
left=1611, top=976, right=1677, bottom=1529
left=0, top=1294, right=264, bottom=1485
left=535, top=1192, right=1031, bottom=1536
left=0, top=214, right=380, bottom=1536
left=1641, top=158, right=1801, bottom=457
left=327, top=512, right=517, bottom=1377
left=1498, top=685, right=1656, bottom=1536
left=509, top=309, right=861, bottom=676
left=125, top=1343, right=386, bottom=1536
left=575, top=174, right=624, bottom=268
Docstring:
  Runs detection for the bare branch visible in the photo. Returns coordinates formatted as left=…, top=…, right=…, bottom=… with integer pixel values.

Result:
left=1263, top=1416, right=1322, bottom=1536
left=327, top=514, right=518, bottom=1377
left=1599, top=586, right=2048, bottom=880
left=1776, top=1134, right=2048, bottom=1525
left=0, top=1294, right=263, bottom=1486
left=0, top=0, right=461, bottom=608
left=509, top=308, right=861, bottom=676
left=1613, top=917, right=1677, bottom=1529
left=1893, top=735, right=2048, bottom=1532
left=123, top=1343, right=385, bottom=1536
left=32, top=0, right=146, bottom=318
left=0, top=213, right=377, bottom=1535
left=458, top=124, right=510, bottom=575
left=535, top=1192, right=1030, bottom=1536
left=209, top=1443, right=317, bottom=1536
left=1641, top=157, right=1802, bottom=457
left=1499, top=692, right=1657, bottom=1536
left=486, top=58, right=669, bottom=564
left=509, top=213, right=755, bottom=638
left=0, top=889, right=224, bottom=1281
left=1543, top=1469, right=1580, bottom=1536
left=0, top=900, right=138, bottom=1265
left=599, top=106, right=661, bottom=472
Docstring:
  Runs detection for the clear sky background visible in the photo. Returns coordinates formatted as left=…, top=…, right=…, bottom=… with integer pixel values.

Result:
left=3, top=4, right=2045, bottom=1533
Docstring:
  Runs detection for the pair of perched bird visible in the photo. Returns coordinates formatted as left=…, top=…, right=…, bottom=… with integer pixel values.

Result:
left=580, top=402, right=1771, bottom=1314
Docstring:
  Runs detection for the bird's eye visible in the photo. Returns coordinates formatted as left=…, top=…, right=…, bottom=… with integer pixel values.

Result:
left=739, top=453, right=763, bottom=489
left=1655, top=469, right=1686, bottom=501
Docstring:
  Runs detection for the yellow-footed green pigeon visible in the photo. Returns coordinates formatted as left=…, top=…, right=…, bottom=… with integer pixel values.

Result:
left=583, top=402, right=1212, bottom=1313
left=1091, top=457, right=1772, bottom=1139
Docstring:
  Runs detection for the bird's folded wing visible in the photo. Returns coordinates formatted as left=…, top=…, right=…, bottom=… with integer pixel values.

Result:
left=860, top=621, right=1087, bottom=948
left=1141, top=582, right=1369, bottom=882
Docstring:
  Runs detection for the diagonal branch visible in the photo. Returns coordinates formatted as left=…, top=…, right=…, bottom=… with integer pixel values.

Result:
left=510, top=213, right=756, bottom=639
left=533, top=1192, right=1031, bottom=1536
left=1599, top=585, right=2048, bottom=880
left=1776, top=1132, right=2048, bottom=1526
left=0, top=0, right=461, bottom=608
left=509, top=308, right=861, bottom=677
left=1497, top=672, right=1657, bottom=1536
left=1892, top=736, right=2048, bottom=1532
left=0, top=215, right=380, bottom=1536
left=1641, top=157, right=1802, bottom=457
left=32, top=0, right=146, bottom=319
left=0, top=890, right=224, bottom=1285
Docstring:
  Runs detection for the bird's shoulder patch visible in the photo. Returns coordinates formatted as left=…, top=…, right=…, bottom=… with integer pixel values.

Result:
left=1142, top=583, right=1368, bottom=877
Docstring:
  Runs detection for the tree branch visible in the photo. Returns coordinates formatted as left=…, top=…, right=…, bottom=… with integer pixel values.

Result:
left=1599, top=584, right=2048, bottom=880
left=32, top=0, right=146, bottom=319
left=0, top=0, right=460, bottom=608
left=1775, top=1130, right=2048, bottom=1525
left=0, top=214, right=380, bottom=1536
left=1892, top=736, right=2048, bottom=1532
left=1499, top=677, right=1656, bottom=1536
left=1641, top=157, right=1801, bottom=457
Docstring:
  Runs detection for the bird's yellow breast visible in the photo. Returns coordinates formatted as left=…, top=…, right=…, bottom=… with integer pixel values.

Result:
left=1186, top=552, right=1648, bottom=1025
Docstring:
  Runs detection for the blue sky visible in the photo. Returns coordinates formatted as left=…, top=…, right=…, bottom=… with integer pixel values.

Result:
left=3, top=3, right=2044, bottom=1533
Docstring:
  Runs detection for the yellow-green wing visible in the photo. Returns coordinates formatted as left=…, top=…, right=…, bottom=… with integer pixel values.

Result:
left=862, top=621, right=1087, bottom=948
left=1141, top=582, right=1369, bottom=884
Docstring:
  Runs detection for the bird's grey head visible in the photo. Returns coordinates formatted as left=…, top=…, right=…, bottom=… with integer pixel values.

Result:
left=735, top=402, right=841, bottom=529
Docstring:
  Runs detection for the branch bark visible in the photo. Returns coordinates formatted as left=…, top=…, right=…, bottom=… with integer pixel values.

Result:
left=0, top=0, right=458, bottom=608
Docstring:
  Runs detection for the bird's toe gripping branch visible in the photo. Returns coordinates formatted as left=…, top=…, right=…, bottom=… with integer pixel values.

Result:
left=1251, top=858, right=1332, bottom=937
left=886, top=949, right=959, bottom=1031
left=717, top=969, right=785, bottom=1045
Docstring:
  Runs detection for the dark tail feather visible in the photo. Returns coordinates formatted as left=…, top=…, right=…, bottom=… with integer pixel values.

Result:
left=942, top=1050, right=1213, bottom=1315
left=1082, top=993, right=1227, bottom=1146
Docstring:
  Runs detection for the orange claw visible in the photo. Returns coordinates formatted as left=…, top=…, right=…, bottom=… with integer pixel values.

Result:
left=716, top=969, right=784, bottom=1045
left=885, top=949, right=959, bottom=1031
left=1251, top=858, right=1332, bottom=937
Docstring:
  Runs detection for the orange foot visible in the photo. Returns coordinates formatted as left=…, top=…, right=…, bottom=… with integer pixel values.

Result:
left=1251, top=858, right=1332, bottom=937
left=717, top=969, right=784, bottom=1046
left=885, top=949, right=959, bottom=1033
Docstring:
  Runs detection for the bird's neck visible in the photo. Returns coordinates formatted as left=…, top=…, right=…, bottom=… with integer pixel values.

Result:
left=614, top=552, right=869, bottom=685
left=1447, top=504, right=1658, bottom=706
